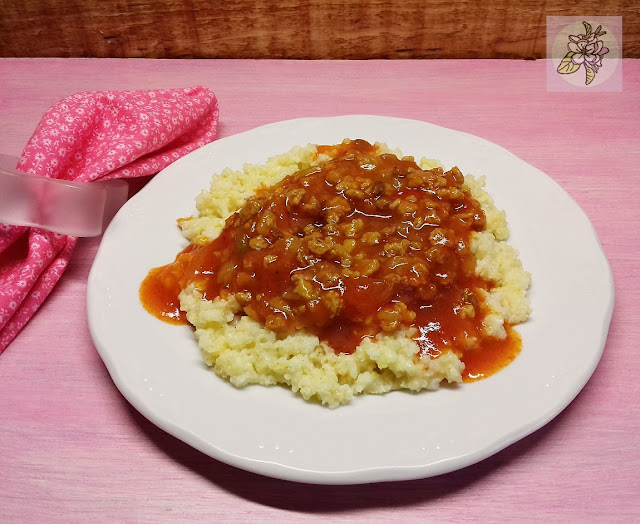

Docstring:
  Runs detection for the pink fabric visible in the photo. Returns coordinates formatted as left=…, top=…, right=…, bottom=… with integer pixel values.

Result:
left=0, top=87, right=219, bottom=352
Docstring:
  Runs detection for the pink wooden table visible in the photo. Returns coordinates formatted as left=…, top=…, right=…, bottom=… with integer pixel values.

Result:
left=1, top=58, right=638, bottom=522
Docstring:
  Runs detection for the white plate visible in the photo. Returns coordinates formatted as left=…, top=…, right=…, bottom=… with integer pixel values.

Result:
left=87, top=116, right=614, bottom=484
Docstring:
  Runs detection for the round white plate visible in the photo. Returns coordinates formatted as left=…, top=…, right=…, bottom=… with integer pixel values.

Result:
left=87, top=116, right=614, bottom=484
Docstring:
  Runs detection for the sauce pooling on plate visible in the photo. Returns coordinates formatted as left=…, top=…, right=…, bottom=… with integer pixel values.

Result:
left=140, top=140, right=520, bottom=381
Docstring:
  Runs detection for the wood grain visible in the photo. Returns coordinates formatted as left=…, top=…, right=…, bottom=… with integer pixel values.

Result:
left=0, top=0, right=638, bottom=59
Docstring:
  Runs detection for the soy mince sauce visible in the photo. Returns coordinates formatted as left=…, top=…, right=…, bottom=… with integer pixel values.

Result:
left=140, top=140, right=520, bottom=380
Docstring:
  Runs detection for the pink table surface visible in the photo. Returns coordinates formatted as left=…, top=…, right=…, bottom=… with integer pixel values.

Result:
left=1, top=58, right=639, bottom=522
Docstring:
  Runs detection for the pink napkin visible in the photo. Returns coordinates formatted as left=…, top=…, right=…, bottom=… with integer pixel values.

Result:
left=0, top=87, right=219, bottom=353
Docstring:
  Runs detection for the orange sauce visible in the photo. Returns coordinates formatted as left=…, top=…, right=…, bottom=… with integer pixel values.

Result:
left=461, top=326, right=521, bottom=382
left=139, top=265, right=188, bottom=325
left=140, top=140, right=521, bottom=380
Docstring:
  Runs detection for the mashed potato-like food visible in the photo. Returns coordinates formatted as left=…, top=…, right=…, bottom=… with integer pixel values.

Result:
left=148, top=141, right=530, bottom=408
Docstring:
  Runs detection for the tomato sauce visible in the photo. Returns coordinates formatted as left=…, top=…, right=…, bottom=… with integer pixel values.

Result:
left=140, top=140, right=520, bottom=381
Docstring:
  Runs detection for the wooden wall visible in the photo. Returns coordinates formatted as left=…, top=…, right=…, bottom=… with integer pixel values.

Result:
left=0, top=0, right=638, bottom=59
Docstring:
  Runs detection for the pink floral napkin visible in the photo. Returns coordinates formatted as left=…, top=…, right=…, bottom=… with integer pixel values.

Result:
left=0, top=87, right=219, bottom=353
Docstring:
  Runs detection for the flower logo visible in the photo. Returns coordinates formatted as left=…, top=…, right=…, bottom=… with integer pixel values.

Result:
left=557, top=21, right=609, bottom=85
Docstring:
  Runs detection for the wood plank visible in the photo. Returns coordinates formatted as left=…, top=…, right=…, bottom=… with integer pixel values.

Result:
left=0, top=0, right=638, bottom=59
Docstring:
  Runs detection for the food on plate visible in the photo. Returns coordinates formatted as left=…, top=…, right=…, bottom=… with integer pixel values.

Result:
left=140, top=139, right=531, bottom=407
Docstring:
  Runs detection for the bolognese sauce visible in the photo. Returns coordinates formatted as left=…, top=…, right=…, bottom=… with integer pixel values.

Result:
left=140, top=140, right=520, bottom=380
